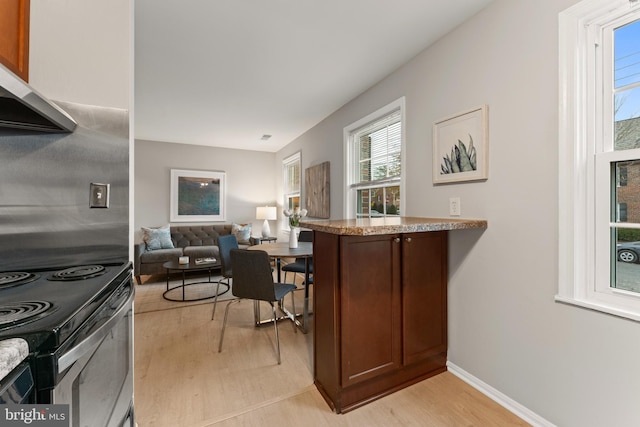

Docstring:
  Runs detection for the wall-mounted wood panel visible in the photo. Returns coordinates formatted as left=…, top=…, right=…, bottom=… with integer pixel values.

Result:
left=305, top=161, right=330, bottom=218
left=0, top=0, right=30, bottom=81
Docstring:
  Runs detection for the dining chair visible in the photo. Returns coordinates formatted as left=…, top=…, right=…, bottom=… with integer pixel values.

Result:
left=282, top=230, right=313, bottom=284
left=211, top=234, right=238, bottom=320
left=218, top=249, right=297, bottom=364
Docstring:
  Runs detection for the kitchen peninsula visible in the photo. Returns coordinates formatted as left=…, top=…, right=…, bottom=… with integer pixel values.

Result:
left=300, top=216, right=487, bottom=413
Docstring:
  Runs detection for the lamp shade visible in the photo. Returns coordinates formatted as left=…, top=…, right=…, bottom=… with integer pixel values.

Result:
left=256, top=206, right=277, bottom=238
left=256, top=206, right=277, bottom=220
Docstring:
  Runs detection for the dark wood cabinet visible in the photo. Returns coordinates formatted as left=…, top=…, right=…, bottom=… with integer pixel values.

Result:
left=313, top=229, right=448, bottom=413
left=0, top=0, right=30, bottom=81
left=339, top=234, right=402, bottom=387
left=401, top=231, right=447, bottom=365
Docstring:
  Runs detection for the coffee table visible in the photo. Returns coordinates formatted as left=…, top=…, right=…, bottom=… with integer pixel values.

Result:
left=162, top=259, right=229, bottom=302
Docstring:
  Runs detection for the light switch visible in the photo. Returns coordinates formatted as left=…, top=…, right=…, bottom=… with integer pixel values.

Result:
left=90, top=183, right=110, bottom=208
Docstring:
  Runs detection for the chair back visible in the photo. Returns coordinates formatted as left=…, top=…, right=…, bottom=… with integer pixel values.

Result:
left=296, top=230, right=313, bottom=264
left=298, top=230, right=312, bottom=242
left=230, top=249, right=276, bottom=302
left=217, top=234, right=238, bottom=278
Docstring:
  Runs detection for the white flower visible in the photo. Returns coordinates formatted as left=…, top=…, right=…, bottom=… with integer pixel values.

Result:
left=283, top=208, right=307, bottom=227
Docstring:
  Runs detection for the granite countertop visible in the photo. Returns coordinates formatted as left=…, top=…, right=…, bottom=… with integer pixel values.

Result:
left=0, top=338, right=29, bottom=380
left=299, top=216, right=487, bottom=236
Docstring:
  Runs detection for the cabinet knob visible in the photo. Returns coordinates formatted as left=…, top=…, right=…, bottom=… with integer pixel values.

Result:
left=406, top=237, right=412, bottom=242
left=394, top=237, right=401, bottom=243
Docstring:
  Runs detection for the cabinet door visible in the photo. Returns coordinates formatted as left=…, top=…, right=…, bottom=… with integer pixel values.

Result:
left=339, top=234, right=402, bottom=387
left=0, top=0, right=30, bottom=81
left=402, top=231, right=447, bottom=365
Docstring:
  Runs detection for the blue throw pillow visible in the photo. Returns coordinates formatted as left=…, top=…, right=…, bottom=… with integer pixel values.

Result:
left=142, top=225, right=174, bottom=250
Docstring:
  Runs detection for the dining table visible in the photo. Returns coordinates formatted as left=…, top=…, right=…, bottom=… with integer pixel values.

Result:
left=248, top=242, right=313, bottom=333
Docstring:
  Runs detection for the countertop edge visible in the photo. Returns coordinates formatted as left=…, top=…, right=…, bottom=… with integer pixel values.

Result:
left=299, top=217, right=487, bottom=236
left=0, top=338, right=29, bottom=380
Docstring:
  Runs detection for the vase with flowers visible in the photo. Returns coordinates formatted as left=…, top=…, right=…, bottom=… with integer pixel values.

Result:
left=283, top=207, right=307, bottom=248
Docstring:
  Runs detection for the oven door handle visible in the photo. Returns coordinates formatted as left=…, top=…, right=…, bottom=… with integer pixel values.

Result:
left=58, top=286, right=134, bottom=373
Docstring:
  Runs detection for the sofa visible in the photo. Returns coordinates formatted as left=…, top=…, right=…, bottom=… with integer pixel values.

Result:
left=133, top=224, right=260, bottom=284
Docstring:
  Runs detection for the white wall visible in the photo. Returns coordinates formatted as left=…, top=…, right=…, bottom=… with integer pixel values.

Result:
left=277, top=0, right=640, bottom=426
left=29, top=0, right=130, bottom=109
left=134, top=140, right=277, bottom=242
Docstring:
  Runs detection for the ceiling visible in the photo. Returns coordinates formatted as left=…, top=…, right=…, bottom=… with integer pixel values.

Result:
left=134, top=0, right=493, bottom=152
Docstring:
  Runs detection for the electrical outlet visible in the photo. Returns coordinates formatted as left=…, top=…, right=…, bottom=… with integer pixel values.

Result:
left=449, top=197, right=461, bottom=216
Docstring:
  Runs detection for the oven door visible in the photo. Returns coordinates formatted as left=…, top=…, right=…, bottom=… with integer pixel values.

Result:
left=49, top=276, right=134, bottom=427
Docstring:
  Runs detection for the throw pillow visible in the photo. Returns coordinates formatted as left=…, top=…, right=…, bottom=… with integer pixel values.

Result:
left=232, top=223, right=252, bottom=245
left=141, top=225, right=174, bottom=250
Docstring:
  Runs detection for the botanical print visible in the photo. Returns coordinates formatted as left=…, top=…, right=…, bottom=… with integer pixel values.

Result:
left=433, top=105, right=488, bottom=184
left=440, top=134, right=477, bottom=174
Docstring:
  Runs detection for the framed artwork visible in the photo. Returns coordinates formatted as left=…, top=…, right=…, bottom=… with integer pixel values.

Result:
left=433, top=105, right=488, bottom=184
left=305, top=161, right=330, bottom=218
left=170, top=169, right=226, bottom=222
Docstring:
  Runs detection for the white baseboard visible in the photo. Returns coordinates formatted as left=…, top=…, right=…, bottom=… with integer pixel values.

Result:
left=446, top=361, right=555, bottom=427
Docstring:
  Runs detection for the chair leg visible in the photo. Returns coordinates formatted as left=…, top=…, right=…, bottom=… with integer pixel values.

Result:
left=211, top=277, right=231, bottom=320
left=218, top=299, right=240, bottom=353
left=253, top=300, right=262, bottom=325
left=290, top=292, right=297, bottom=334
left=211, top=278, right=223, bottom=320
left=283, top=270, right=297, bottom=285
left=271, top=302, right=281, bottom=364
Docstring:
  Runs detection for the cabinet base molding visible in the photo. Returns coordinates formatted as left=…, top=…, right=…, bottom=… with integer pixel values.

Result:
left=316, top=353, right=447, bottom=414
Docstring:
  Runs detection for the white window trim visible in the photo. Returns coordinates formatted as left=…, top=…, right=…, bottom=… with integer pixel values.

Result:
left=557, top=0, right=640, bottom=321
left=282, top=151, right=301, bottom=231
left=343, top=97, right=406, bottom=219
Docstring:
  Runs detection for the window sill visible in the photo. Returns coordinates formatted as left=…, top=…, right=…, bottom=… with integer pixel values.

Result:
left=554, top=294, right=640, bottom=322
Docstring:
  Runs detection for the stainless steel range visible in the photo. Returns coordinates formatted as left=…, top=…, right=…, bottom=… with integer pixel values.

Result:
left=0, top=262, right=134, bottom=427
left=0, top=72, right=133, bottom=426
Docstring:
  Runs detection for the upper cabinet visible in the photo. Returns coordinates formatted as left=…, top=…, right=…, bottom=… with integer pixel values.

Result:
left=0, top=0, right=29, bottom=81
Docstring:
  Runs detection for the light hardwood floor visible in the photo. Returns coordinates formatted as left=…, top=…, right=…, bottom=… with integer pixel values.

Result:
left=134, top=279, right=529, bottom=427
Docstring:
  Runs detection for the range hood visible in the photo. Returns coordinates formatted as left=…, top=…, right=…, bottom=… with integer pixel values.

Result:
left=0, top=63, right=76, bottom=133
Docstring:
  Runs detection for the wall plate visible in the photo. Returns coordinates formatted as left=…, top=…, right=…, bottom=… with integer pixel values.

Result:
left=90, top=183, right=110, bottom=208
left=449, top=197, right=461, bottom=216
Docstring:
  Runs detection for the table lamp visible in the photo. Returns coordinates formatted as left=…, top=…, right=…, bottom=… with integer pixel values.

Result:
left=256, top=206, right=277, bottom=238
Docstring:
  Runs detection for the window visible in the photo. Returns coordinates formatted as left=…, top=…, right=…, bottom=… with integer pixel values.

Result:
left=558, top=0, right=640, bottom=319
left=283, top=152, right=301, bottom=227
left=344, top=98, right=405, bottom=219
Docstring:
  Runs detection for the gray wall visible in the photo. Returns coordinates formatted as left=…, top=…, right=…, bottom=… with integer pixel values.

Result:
left=276, top=0, right=640, bottom=426
left=134, top=140, right=277, bottom=241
